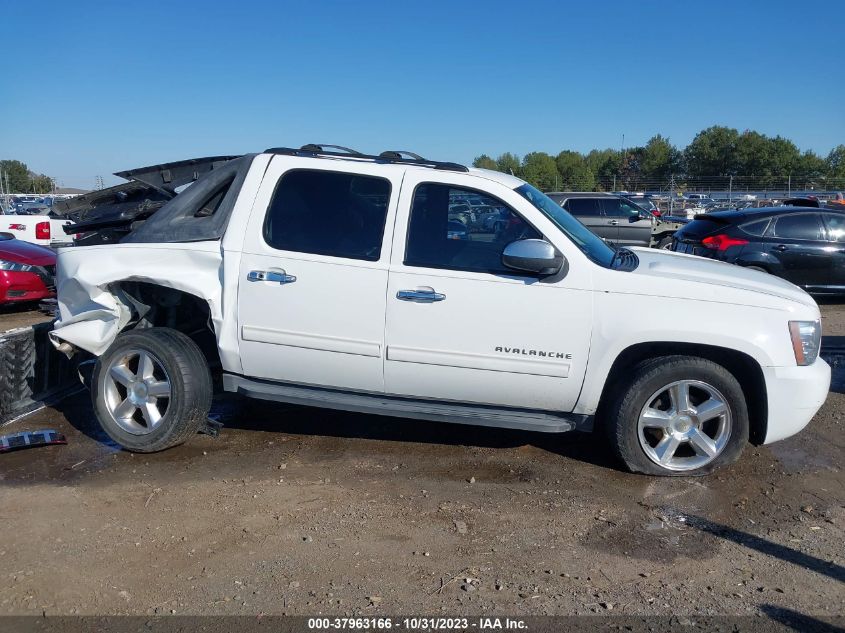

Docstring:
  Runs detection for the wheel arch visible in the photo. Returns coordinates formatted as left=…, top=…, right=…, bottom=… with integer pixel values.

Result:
left=593, top=342, right=768, bottom=445
left=110, top=281, right=222, bottom=377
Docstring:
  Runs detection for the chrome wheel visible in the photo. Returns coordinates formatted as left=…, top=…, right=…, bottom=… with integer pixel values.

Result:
left=101, top=349, right=172, bottom=435
left=637, top=379, right=732, bottom=472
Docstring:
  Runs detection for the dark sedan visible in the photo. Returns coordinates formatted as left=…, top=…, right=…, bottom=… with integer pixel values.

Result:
left=671, top=207, right=845, bottom=294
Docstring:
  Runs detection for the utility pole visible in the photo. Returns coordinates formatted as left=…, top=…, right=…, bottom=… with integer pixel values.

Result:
left=728, top=175, right=733, bottom=205
left=669, top=174, right=675, bottom=214
left=788, top=174, right=791, bottom=197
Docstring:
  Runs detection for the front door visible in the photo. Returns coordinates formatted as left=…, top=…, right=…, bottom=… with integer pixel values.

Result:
left=237, top=158, right=399, bottom=392
left=763, top=213, right=831, bottom=289
left=384, top=176, right=593, bottom=412
left=601, top=197, right=653, bottom=246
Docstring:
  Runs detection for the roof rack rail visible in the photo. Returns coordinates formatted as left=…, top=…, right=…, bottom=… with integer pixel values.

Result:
left=263, top=145, right=469, bottom=173
left=299, top=144, right=363, bottom=155
left=379, top=150, right=425, bottom=161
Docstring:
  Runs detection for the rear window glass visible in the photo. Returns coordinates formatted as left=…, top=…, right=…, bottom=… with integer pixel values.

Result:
left=739, top=218, right=770, bottom=236
left=563, top=198, right=602, bottom=216
left=677, top=218, right=730, bottom=238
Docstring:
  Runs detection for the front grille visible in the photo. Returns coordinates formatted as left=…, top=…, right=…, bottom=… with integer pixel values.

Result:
left=32, top=265, right=56, bottom=291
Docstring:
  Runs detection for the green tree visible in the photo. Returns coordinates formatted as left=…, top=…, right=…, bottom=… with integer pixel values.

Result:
left=827, top=145, right=845, bottom=179
left=472, top=154, right=498, bottom=170
left=794, top=151, right=827, bottom=189
left=0, top=160, right=31, bottom=192
left=640, top=134, right=679, bottom=181
left=495, top=152, right=522, bottom=177
left=684, top=126, right=740, bottom=180
left=521, top=152, right=558, bottom=190
left=585, top=149, right=623, bottom=188
left=555, top=150, right=595, bottom=190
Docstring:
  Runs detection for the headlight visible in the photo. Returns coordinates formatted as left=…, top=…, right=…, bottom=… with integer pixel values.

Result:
left=0, top=259, right=33, bottom=272
left=789, top=320, right=821, bottom=366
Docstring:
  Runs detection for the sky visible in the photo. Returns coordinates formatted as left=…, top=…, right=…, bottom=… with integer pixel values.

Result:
left=1, top=0, right=843, bottom=189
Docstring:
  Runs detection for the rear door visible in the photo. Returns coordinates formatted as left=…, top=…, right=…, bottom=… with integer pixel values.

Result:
left=561, top=197, right=614, bottom=242
left=763, top=213, right=830, bottom=288
left=601, top=197, right=652, bottom=246
left=236, top=158, right=400, bottom=392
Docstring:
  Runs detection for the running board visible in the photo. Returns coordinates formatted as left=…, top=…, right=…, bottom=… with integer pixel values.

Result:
left=223, top=374, right=589, bottom=434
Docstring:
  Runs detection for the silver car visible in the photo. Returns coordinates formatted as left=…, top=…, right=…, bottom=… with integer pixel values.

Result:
left=545, top=192, right=654, bottom=246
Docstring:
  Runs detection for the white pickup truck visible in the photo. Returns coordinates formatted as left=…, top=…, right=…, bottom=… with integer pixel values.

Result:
left=1, top=212, right=74, bottom=247
left=50, top=146, right=830, bottom=476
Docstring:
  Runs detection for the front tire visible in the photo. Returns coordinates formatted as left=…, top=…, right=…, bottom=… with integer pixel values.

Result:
left=604, top=356, right=749, bottom=475
left=92, top=328, right=212, bottom=452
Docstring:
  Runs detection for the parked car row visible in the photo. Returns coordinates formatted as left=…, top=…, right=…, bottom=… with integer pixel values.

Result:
left=671, top=207, right=845, bottom=294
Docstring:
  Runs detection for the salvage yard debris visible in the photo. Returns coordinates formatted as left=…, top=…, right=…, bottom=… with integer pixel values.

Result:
left=0, top=428, right=66, bottom=453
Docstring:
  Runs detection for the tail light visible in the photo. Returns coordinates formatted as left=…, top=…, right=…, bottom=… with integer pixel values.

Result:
left=35, top=221, right=50, bottom=240
left=701, top=234, right=748, bottom=251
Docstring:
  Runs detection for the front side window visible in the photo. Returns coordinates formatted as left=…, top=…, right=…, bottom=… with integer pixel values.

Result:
left=264, top=170, right=390, bottom=261
left=602, top=197, right=644, bottom=218
left=405, top=184, right=540, bottom=275
left=515, top=184, right=617, bottom=268
left=771, top=214, right=823, bottom=241
left=823, top=214, right=845, bottom=242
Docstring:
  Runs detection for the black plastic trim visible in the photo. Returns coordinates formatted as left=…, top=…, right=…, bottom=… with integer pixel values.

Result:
left=223, top=374, right=590, bottom=434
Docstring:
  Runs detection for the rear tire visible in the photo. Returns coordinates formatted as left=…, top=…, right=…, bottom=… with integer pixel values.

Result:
left=604, top=356, right=748, bottom=476
left=92, top=328, right=212, bottom=452
left=656, top=236, right=673, bottom=250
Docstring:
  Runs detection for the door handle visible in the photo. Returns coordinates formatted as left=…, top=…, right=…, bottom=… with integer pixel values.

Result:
left=773, top=245, right=788, bottom=252
left=608, top=220, right=619, bottom=226
left=247, top=270, right=297, bottom=284
left=396, top=288, right=446, bottom=303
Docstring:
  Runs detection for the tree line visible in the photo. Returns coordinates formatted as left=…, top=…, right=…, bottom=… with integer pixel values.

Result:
left=0, top=159, right=55, bottom=194
left=473, top=126, right=845, bottom=193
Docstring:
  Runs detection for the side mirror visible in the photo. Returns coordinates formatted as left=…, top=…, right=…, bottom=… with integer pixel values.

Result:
left=502, top=239, right=564, bottom=276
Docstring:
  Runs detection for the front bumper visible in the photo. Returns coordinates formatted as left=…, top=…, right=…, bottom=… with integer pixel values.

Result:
left=762, top=359, right=830, bottom=444
left=0, top=270, right=54, bottom=304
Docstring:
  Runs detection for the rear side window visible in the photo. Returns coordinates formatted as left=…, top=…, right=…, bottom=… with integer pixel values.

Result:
left=405, top=184, right=541, bottom=275
left=771, top=214, right=823, bottom=241
left=264, top=170, right=390, bottom=261
left=563, top=198, right=602, bottom=216
left=739, top=218, right=770, bottom=236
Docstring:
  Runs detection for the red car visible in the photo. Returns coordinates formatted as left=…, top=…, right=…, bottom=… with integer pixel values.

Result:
left=0, top=234, right=56, bottom=305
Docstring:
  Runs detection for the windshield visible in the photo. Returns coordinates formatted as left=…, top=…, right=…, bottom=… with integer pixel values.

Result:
left=515, top=183, right=616, bottom=267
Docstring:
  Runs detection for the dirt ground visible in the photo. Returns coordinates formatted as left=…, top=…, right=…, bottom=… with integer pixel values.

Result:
left=0, top=304, right=842, bottom=622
